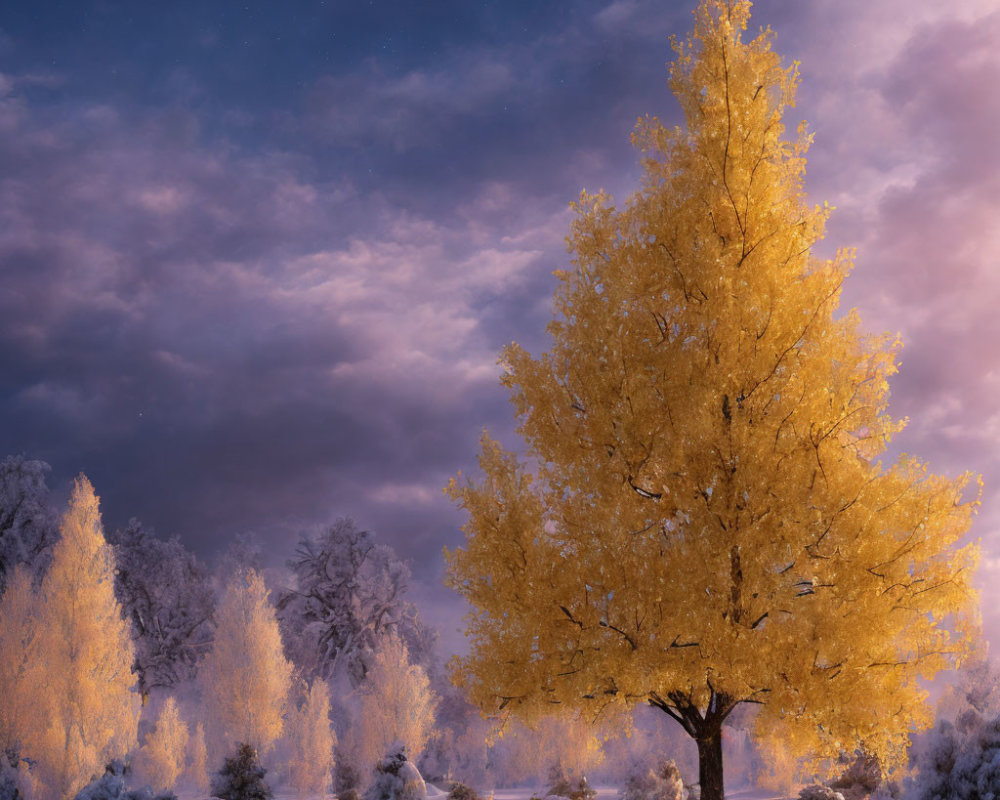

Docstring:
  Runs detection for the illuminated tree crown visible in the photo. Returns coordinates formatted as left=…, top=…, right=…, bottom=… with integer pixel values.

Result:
left=446, top=1, right=980, bottom=797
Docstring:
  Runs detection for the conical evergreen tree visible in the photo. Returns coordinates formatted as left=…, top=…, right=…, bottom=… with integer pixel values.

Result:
left=211, top=744, right=272, bottom=800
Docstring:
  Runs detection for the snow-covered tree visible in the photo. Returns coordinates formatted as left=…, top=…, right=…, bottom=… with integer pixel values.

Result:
left=111, top=519, right=215, bottom=700
left=419, top=683, right=500, bottom=788
left=71, top=760, right=177, bottom=800
left=0, top=455, right=57, bottom=590
left=182, top=723, right=209, bottom=797
left=908, top=713, right=1000, bottom=800
left=277, top=519, right=436, bottom=685
left=286, top=679, right=336, bottom=799
left=934, top=657, right=1000, bottom=729
left=620, top=760, right=686, bottom=800
left=133, top=697, right=189, bottom=794
left=0, top=566, right=40, bottom=757
left=497, top=714, right=605, bottom=787
left=26, top=476, right=140, bottom=799
left=358, top=634, right=436, bottom=773
left=199, top=570, right=292, bottom=758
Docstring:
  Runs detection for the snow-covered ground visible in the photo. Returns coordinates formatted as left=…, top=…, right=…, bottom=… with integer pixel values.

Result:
left=174, top=783, right=791, bottom=800
left=492, top=787, right=788, bottom=800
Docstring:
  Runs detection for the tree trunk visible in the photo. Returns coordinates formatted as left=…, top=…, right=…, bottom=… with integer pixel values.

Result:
left=697, top=726, right=725, bottom=800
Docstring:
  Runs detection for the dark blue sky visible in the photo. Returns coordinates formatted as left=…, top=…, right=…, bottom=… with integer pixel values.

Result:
left=2, top=0, right=999, bottom=652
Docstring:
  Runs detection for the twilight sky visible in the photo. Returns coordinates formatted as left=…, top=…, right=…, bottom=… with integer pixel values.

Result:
left=1, top=0, right=998, bottom=657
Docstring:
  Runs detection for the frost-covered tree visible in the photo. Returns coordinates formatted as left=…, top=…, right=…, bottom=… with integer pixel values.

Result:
left=494, top=713, right=606, bottom=787
left=417, top=684, right=491, bottom=786
left=200, top=570, right=292, bottom=757
left=0, top=566, right=40, bottom=757
left=934, top=657, right=1000, bottom=730
left=358, top=635, right=436, bottom=773
left=277, top=519, right=437, bottom=685
left=183, top=723, right=209, bottom=797
left=111, top=520, right=215, bottom=700
left=445, top=2, right=980, bottom=799
left=133, top=697, right=189, bottom=794
left=71, top=760, right=177, bottom=800
left=0, top=455, right=57, bottom=590
left=24, top=476, right=140, bottom=799
left=908, top=713, right=1000, bottom=800
left=286, top=679, right=336, bottom=799
left=620, top=760, right=686, bottom=800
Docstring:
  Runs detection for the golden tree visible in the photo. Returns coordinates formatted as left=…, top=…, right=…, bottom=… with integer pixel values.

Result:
left=445, top=2, right=980, bottom=798
left=28, top=476, right=140, bottom=799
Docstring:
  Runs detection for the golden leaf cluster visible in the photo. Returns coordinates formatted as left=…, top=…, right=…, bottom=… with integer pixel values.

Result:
left=446, top=0, right=980, bottom=773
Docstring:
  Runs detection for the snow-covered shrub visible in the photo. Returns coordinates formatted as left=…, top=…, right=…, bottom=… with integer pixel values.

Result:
left=619, top=760, right=686, bottom=800
left=0, top=750, right=34, bottom=800
left=0, top=762, right=19, bottom=800
left=71, top=760, right=177, bottom=800
left=363, top=743, right=427, bottom=800
left=908, top=716, right=1000, bottom=800
left=447, top=782, right=481, bottom=800
left=829, top=753, right=881, bottom=800
left=798, top=785, right=844, bottom=800
left=210, top=743, right=272, bottom=800
left=534, top=764, right=596, bottom=800
left=334, top=743, right=363, bottom=795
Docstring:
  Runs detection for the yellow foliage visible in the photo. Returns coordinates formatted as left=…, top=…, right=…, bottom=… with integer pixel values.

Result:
left=446, top=0, right=980, bottom=783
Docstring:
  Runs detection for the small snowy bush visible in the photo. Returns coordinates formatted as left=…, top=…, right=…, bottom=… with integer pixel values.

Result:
left=534, top=764, right=596, bottom=800
left=798, top=785, right=844, bottom=800
left=0, top=750, right=33, bottom=800
left=210, top=744, right=272, bottom=800
left=335, top=746, right=363, bottom=795
left=363, top=743, right=427, bottom=800
left=72, top=760, right=177, bottom=800
left=448, top=782, right=481, bottom=800
left=830, top=753, right=882, bottom=800
left=620, top=760, right=686, bottom=800
left=0, top=767, right=19, bottom=800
